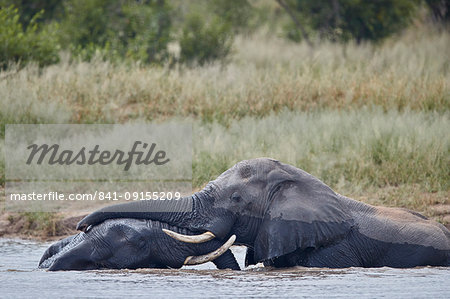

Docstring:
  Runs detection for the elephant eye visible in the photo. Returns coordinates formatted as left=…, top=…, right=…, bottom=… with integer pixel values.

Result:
left=231, top=192, right=241, bottom=202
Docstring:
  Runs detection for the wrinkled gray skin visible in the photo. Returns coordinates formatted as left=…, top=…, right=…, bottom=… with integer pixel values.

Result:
left=77, top=158, right=450, bottom=268
left=40, top=219, right=239, bottom=271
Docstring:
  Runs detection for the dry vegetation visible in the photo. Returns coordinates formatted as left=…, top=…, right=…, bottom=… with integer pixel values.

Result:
left=0, top=26, right=448, bottom=128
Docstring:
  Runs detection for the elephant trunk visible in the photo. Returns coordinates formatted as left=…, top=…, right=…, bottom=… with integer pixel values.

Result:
left=76, top=195, right=195, bottom=231
left=76, top=189, right=235, bottom=241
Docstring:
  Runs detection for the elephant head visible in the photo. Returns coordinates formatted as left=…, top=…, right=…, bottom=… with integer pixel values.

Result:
left=77, top=158, right=354, bottom=264
left=40, top=219, right=239, bottom=271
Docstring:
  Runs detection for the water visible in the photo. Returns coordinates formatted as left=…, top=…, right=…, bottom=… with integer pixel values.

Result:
left=1, top=238, right=449, bottom=298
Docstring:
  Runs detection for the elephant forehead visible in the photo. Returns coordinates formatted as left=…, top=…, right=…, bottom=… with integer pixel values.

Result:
left=237, top=158, right=280, bottom=175
left=239, top=163, right=253, bottom=179
left=356, top=207, right=450, bottom=251
left=212, top=158, right=291, bottom=186
left=238, top=158, right=279, bottom=167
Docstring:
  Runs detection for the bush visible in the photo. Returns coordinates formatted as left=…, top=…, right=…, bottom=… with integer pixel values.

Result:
left=208, top=0, right=253, bottom=33
left=340, top=0, right=420, bottom=42
left=120, top=1, right=172, bottom=63
left=0, top=5, right=60, bottom=69
left=284, top=0, right=420, bottom=42
left=59, top=0, right=172, bottom=64
left=426, top=0, right=450, bottom=24
left=179, top=13, right=233, bottom=65
left=0, top=0, right=64, bottom=25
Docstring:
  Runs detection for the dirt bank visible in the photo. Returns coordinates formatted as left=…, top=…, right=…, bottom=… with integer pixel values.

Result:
left=0, top=212, right=85, bottom=241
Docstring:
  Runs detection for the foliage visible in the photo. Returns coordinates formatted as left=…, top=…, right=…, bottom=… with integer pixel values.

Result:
left=179, top=13, right=233, bottom=65
left=0, top=0, right=64, bottom=25
left=425, top=0, right=450, bottom=24
left=284, top=0, right=420, bottom=42
left=121, top=1, right=172, bottom=63
left=207, top=0, right=253, bottom=33
left=59, top=0, right=172, bottom=63
left=0, top=5, right=60, bottom=69
left=2, top=0, right=445, bottom=67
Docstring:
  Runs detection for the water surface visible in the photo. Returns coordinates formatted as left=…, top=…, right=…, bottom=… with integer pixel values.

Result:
left=1, top=238, right=449, bottom=298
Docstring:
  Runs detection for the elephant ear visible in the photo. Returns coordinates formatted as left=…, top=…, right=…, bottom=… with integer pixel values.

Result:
left=253, top=177, right=354, bottom=263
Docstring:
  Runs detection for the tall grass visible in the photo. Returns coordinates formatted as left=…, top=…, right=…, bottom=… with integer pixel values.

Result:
left=193, top=109, right=449, bottom=192
left=0, top=26, right=448, bottom=131
left=191, top=109, right=449, bottom=214
left=1, top=109, right=447, bottom=208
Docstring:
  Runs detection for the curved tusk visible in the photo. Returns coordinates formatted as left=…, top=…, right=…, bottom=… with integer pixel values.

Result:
left=162, top=229, right=216, bottom=243
left=184, top=235, right=236, bottom=266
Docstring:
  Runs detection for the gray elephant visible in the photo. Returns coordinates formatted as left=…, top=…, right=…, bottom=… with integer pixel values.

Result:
left=77, top=158, right=450, bottom=268
left=39, top=218, right=239, bottom=271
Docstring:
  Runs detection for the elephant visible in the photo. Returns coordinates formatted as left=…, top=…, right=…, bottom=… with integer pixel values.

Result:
left=39, top=218, right=239, bottom=271
left=77, top=158, right=450, bottom=268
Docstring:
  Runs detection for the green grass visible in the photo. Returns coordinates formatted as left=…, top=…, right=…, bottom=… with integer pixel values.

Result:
left=22, top=212, right=62, bottom=235
left=192, top=109, right=449, bottom=192
left=191, top=108, right=449, bottom=217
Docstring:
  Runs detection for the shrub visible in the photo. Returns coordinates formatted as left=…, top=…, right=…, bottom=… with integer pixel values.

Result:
left=179, top=13, right=233, bottom=65
left=425, top=0, right=450, bottom=24
left=0, top=5, right=60, bottom=69
left=0, top=0, right=64, bottom=26
left=283, top=0, right=420, bottom=42
left=208, top=0, right=253, bottom=33
left=59, top=0, right=172, bottom=64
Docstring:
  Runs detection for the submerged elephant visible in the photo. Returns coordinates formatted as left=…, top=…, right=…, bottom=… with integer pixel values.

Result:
left=77, top=158, right=450, bottom=268
left=40, top=219, right=239, bottom=271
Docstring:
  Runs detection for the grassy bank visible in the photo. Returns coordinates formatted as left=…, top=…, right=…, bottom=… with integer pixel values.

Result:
left=0, top=26, right=449, bottom=237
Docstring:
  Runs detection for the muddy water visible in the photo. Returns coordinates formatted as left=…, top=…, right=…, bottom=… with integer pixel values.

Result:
left=1, top=238, right=449, bottom=298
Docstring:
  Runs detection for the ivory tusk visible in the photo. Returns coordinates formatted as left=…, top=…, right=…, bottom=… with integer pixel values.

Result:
left=162, top=229, right=216, bottom=243
left=184, top=235, right=236, bottom=265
